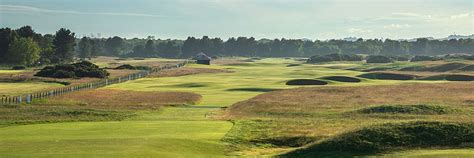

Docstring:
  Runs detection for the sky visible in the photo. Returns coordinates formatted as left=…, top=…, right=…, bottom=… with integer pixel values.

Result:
left=0, top=0, right=473, bottom=40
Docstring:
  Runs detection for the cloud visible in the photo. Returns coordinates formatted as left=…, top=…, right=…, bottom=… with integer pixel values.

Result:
left=450, top=13, right=470, bottom=19
left=346, top=28, right=372, bottom=34
left=391, top=12, right=438, bottom=21
left=384, top=24, right=411, bottom=29
left=0, top=5, right=170, bottom=18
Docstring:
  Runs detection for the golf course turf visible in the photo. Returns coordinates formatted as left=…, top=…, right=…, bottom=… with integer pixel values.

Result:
left=1, top=58, right=474, bottom=157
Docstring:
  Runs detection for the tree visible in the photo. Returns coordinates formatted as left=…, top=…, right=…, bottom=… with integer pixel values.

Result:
left=90, top=38, right=104, bottom=57
left=144, top=40, right=156, bottom=57
left=0, top=28, right=17, bottom=63
left=105, top=36, right=124, bottom=56
left=6, top=37, right=40, bottom=66
left=16, top=26, right=35, bottom=38
left=313, top=45, right=341, bottom=55
left=53, top=28, right=76, bottom=63
left=78, top=37, right=92, bottom=59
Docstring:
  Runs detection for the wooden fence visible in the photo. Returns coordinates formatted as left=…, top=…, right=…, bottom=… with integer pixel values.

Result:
left=0, top=60, right=193, bottom=105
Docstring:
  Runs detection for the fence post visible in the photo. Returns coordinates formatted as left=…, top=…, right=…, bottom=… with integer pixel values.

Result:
left=26, top=94, right=31, bottom=104
left=18, top=96, right=22, bottom=104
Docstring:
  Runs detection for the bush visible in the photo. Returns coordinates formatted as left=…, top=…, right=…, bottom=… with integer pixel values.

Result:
left=135, top=66, right=151, bottom=70
left=342, top=54, right=364, bottom=61
left=11, top=65, right=26, bottom=70
left=35, top=61, right=109, bottom=78
left=391, top=56, right=410, bottom=61
left=307, top=54, right=363, bottom=63
left=366, top=55, right=393, bottom=63
left=307, top=55, right=334, bottom=63
left=410, top=55, right=441, bottom=62
left=115, top=64, right=136, bottom=70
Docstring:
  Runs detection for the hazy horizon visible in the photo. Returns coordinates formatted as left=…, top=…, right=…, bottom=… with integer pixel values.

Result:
left=1, top=0, right=473, bottom=40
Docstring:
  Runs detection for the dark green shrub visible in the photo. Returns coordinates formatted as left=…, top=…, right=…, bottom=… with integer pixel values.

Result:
left=366, top=55, right=393, bottom=63
left=35, top=61, right=109, bottom=78
left=307, top=55, right=334, bottom=63
left=342, top=54, right=364, bottom=61
left=11, top=65, right=26, bottom=70
left=286, top=79, right=328, bottom=85
left=135, top=66, right=151, bottom=70
left=390, top=56, right=410, bottom=61
left=52, top=70, right=76, bottom=78
left=307, top=54, right=363, bottom=63
left=411, top=55, right=441, bottom=62
left=115, top=64, right=136, bottom=70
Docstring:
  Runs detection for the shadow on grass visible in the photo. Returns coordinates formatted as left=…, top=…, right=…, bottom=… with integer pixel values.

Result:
left=227, top=88, right=278, bottom=92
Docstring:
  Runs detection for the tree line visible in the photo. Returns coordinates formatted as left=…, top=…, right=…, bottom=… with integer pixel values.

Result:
left=1, top=26, right=473, bottom=67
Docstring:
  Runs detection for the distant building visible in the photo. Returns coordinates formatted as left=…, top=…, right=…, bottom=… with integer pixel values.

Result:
left=194, top=52, right=211, bottom=65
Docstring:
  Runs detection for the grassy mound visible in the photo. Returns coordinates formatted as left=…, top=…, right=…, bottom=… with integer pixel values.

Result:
left=358, top=72, right=416, bottom=80
left=358, top=104, right=453, bottom=115
left=446, top=75, right=474, bottom=81
left=286, top=79, right=328, bottom=86
left=401, top=63, right=474, bottom=72
left=250, top=136, right=319, bottom=147
left=227, top=88, right=277, bottom=92
left=421, top=63, right=469, bottom=72
left=419, top=74, right=474, bottom=81
left=321, top=76, right=361, bottom=83
left=282, top=122, right=474, bottom=157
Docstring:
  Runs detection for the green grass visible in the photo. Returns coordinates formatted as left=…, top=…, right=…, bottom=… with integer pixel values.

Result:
left=383, top=149, right=474, bottom=158
left=107, top=58, right=444, bottom=106
left=0, top=70, right=25, bottom=74
left=1, top=58, right=472, bottom=157
left=0, top=82, right=63, bottom=96
left=0, top=107, right=232, bottom=158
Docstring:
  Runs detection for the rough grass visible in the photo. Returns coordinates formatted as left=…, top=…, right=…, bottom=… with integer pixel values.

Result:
left=358, top=72, right=417, bottom=80
left=224, top=82, right=474, bottom=155
left=358, top=104, right=454, bottom=115
left=321, top=76, right=361, bottom=83
left=419, top=74, right=474, bottom=81
left=0, top=104, right=133, bottom=127
left=286, top=79, right=328, bottom=85
left=401, top=62, right=474, bottom=72
left=37, top=89, right=202, bottom=109
left=0, top=82, right=64, bottom=96
left=282, top=122, right=474, bottom=157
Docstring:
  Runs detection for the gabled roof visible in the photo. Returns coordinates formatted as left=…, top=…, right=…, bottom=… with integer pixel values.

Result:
left=194, top=52, right=211, bottom=60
